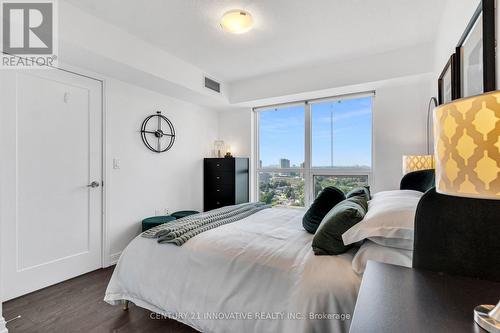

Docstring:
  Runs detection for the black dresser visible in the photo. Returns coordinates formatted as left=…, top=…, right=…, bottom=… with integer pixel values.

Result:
left=203, top=158, right=249, bottom=212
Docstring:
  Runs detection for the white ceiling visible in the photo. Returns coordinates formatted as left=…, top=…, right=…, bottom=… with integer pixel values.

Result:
left=63, top=0, right=446, bottom=82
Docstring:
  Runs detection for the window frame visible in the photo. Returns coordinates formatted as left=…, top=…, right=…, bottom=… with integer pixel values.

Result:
left=254, top=91, right=374, bottom=207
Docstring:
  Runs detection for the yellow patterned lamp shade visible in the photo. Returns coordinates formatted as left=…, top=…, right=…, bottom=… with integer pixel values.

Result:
left=402, top=155, right=435, bottom=175
left=434, top=90, right=500, bottom=199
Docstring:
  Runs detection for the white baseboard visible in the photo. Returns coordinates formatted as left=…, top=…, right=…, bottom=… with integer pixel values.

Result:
left=108, top=252, right=122, bottom=266
left=0, top=316, right=7, bottom=333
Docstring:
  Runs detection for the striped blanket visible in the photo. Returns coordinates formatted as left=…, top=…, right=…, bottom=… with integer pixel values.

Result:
left=141, top=202, right=270, bottom=246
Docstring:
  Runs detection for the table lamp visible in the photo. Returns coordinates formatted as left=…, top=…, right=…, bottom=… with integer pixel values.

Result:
left=434, top=90, right=500, bottom=332
left=402, top=155, right=434, bottom=175
left=213, top=140, right=225, bottom=158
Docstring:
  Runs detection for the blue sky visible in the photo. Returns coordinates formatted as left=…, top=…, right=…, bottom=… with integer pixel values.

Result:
left=259, top=97, right=372, bottom=168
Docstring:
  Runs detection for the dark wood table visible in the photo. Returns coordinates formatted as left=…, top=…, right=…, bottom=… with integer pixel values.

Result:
left=350, top=261, right=500, bottom=333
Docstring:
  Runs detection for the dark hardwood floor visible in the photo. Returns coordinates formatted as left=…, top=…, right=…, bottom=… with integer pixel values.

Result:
left=3, top=267, right=198, bottom=333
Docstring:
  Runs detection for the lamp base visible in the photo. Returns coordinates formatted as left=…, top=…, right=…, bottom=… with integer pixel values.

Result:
left=474, top=305, right=500, bottom=333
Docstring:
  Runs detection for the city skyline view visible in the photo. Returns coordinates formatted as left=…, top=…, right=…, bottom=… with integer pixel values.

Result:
left=259, top=157, right=370, bottom=170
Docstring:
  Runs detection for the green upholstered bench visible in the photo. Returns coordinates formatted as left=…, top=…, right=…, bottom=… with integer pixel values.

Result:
left=141, top=215, right=176, bottom=232
left=171, top=210, right=199, bottom=219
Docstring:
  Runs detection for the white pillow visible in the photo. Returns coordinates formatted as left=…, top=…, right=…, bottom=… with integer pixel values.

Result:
left=367, top=189, right=423, bottom=199
left=368, top=236, right=413, bottom=251
left=342, top=190, right=423, bottom=247
left=352, top=240, right=413, bottom=274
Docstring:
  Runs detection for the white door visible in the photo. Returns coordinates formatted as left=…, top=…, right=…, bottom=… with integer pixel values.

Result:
left=0, top=68, right=102, bottom=300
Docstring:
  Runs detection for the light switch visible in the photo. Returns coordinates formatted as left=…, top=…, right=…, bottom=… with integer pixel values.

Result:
left=113, top=158, right=120, bottom=169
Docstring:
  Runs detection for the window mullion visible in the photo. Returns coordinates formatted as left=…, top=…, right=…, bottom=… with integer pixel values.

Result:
left=254, top=110, right=259, bottom=202
left=304, top=102, right=312, bottom=206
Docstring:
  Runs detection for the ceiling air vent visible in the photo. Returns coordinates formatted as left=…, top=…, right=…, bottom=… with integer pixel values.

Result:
left=204, top=77, right=221, bottom=93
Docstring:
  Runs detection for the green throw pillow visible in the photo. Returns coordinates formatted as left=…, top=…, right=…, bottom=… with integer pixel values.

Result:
left=302, top=186, right=346, bottom=234
left=312, top=195, right=368, bottom=255
left=346, top=186, right=371, bottom=200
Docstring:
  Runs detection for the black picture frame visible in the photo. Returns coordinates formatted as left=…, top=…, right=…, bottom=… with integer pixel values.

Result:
left=438, top=54, right=457, bottom=105
left=455, top=0, right=496, bottom=98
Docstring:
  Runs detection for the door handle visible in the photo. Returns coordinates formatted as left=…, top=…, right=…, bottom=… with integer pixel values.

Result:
left=87, top=181, right=100, bottom=188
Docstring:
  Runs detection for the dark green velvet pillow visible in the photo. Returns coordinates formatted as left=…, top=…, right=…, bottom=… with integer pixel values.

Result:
left=346, top=186, right=371, bottom=200
left=312, top=195, right=368, bottom=255
left=302, top=187, right=346, bottom=234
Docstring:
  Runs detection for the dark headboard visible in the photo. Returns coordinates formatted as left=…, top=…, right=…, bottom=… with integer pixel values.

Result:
left=400, top=169, right=435, bottom=192
left=413, top=188, right=500, bottom=281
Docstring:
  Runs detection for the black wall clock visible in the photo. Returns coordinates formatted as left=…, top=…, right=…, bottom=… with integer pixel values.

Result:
left=140, top=111, right=176, bottom=153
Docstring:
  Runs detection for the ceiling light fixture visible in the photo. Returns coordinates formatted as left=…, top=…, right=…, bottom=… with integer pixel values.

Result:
left=220, top=10, right=253, bottom=34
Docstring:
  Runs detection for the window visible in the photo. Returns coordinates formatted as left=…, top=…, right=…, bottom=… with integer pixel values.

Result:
left=257, top=103, right=306, bottom=207
left=311, top=97, right=372, bottom=169
left=259, top=104, right=304, bottom=169
left=255, top=93, right=373, bottom=207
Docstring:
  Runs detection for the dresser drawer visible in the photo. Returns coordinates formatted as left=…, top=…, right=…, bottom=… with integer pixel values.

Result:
left=206, top=199, right=225, bottom=209
left=204, top=172, right=234, bottom=189
left=211, top=184, right=235, bottom=200
left=204, top=196, right=233, bottom=210
left=204, top=159, right=234, bottom=174
left=211, top=171, right=233, bottom=185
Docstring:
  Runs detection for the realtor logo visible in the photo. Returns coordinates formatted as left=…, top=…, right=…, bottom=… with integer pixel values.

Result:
left=1, top=0, right=58, bottom=68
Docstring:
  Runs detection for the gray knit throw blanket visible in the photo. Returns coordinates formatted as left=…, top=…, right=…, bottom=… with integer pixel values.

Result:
left=141, top=202, right=270, bottom=246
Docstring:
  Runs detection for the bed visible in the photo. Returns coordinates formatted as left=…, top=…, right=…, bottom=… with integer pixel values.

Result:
left=105, top=207, right=361, bottom=333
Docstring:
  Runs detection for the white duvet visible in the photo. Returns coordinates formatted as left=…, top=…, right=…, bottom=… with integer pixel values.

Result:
left=105, top=207, right=361, bottom=333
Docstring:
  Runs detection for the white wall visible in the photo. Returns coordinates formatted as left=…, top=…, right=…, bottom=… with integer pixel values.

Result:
left=229, top=43, right=434, bottom=104
left=217, top=110, right=252, bottom=158
left=371, top=74, right=433, bottom=191
left=105, top=78, right=218, bottom=260
left=219, top=74, right=433, bottom=194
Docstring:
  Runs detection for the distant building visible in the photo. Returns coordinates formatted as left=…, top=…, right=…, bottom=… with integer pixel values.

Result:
left=280, top=158, right=290, bottom=168
left=259, top=160, right=262, bottom=168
